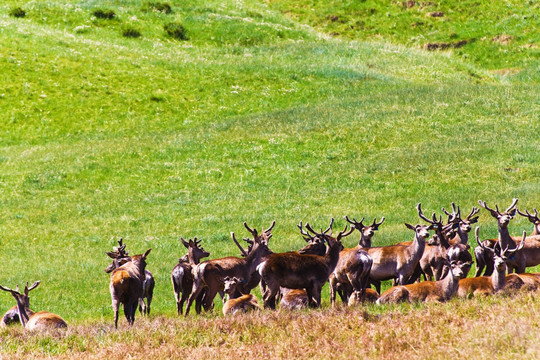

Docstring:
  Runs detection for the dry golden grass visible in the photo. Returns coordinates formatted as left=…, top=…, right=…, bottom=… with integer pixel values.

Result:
left=1, top=291, right=540, bottom=359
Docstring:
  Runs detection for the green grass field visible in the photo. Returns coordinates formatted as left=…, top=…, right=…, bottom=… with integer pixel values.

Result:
left=0, top=0, right=539, bottom=357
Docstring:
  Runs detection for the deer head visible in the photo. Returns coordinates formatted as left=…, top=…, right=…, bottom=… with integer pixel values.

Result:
left=478, top=198, right=518, bottom=228
left=345, top=215, right=385, bottom=247
left=180, top=237, right=210, bottom=264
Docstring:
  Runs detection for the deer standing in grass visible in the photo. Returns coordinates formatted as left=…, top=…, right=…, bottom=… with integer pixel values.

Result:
left=458, top=227, right=525, bottom=298
left=361, top=210, right=434, bottom=294
left=377, top=257, right=465, bottom=304
left=328, top=216, right=382, bottom=305
left=185, top=222, right=274, bottom=316
left=222, top=276, right=261, bottom=315
left=109, top=249, right=151, bottom=328
left=105, top=239, right=155, bottom=316
left=0, top=281, right=67, bottom=330
left=259, top=219, right=354, bottom=309
left=171, top=237, right=210, bottom=315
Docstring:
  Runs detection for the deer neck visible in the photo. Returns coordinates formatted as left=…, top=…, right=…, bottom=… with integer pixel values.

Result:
left=15, top=302, right=32, bottom=328
left=455, top=228, right=468, bottom=246
left=440, top=270, right=460, bottom=300
left=358, top=234, right=371, bottom=248
left=408, top=233, right=426, bottom=262
left=533, top=224, right=540, bottom=236
left=497, top=223, right=513, bottom=249
left=324, top=243, right=343, bottom=275
left=491, top=262, right=507, bottom=292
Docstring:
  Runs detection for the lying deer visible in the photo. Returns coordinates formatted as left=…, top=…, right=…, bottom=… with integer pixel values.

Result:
left=222, top=276, right=261, bottom=315
left=458, top=227, right=525, bottom=298
left=171, top=237, right=210, bottom=315
left=377, top=258, right=465, bottom=304
left=109, top=249, right=151, bottom=328
left=0, top=281, right=67, bottom=330
left=280, top=288, right=309, bottom=310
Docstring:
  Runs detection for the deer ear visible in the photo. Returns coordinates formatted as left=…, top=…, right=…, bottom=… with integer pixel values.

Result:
left=508, top=208, right=517, bottom=216
left=404, top=223, right=415, bottom=230
left=469, top=216, right=479, bottom=224
left=180, top=238, right=189, bottom=249
left=106, top=251, right=117, bottom=259
left=142, top=249, right=152, bottom=259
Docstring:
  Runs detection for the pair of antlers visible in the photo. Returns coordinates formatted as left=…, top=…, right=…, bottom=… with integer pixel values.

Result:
left=344, top=216, right=386, bottom=231
left=231, top=221, right=275, bottom=257
left=0, top=280, right=41, bottom=297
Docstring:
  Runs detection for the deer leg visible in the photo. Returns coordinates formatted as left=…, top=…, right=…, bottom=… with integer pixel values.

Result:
left=263, top=286, right=279, bottom=309
left=185, top=282, right=204, bottom=316
left=329, top=278, right=338, bottom=307
left=138, top=297, right=146, bottom=316
left=112, top=298, right=120, bottom=329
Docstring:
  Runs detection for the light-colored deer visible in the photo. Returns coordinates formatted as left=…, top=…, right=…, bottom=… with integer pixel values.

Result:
left=377, top=258, right=466, bottom=304
left=348, top=288, right=380, bottom=306
left=458, top=227, right=525, bottom=298
left=0, top=281, right=67, bottom=330
left=184, top=222, right=274, bottom=316
left=280, top=288, right=309, bottom=310
left=222, top=276, right=261, bottom=315
left=171, top=237, right=210, bottom=315
left=259, top=219, right=354, bottom=309
left=109, top=249, right=151, bottom=328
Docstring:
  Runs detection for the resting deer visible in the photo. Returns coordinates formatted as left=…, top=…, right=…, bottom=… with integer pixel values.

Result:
left=222, top=276, right=261, bottom=315
left=0, top=281, right=67, bottom=330
left=348, top=288, right=380, bottom=305
left=0, top=306, right=20, bottom=326
left=458, top=227, right=525, bottom=298
left=171, top=237, right=210, bottom=315
left=328, top=217, right=379, bottom=306
left=105, top=239, right=155, bottom=316
left=362, top=210, right=435, bottom=294
left=280, top=288, right=309, bottom=310
left=185, top=222, right=274, bottom=316
left=109, top=249, right=151, bottom=328
left=259, top=219, right=353, bottom=309
left=377, top=258, right=466, bottom=304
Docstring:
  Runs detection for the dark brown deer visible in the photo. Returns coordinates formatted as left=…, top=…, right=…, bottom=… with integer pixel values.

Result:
left=109, top=249, right=151, bottom=328
left=0, top=281, right=67, bottom=330
left=344, top=216, right=385, bottom=248
left=259, top=219, right=354, bottom=309
left=171, top=237, right=210, bottom=315
left=458, top=227, right=525, bottom=297
left=105, top=239, right=155, bottom=316
left=184, top=222, right=274, bottom=316
left=0, top=305, right=20, bottom=326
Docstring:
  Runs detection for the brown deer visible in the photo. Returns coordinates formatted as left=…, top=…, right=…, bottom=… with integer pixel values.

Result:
left=109, top=249, right=151, bottom=328
left=475, top=199, right=540, bottom=275
left=458, top=227, right=525, bottom=298
left=443, top=204, right=480, bottom=246
left=280, top=288, right=309, bottom=310
left=171, top=237, right=210, bottom=315
left=221, top=276, right=261, bottom=315
left=377, top=258, right=466, bottom=304
left=184, top=222, right=274, bottom=316
left=348, top=288, right=380, bottom=305
left=0, top=281, right=67, bottom=330
left=0, top=306, right=20, bottom=326
left=516, top=208, right=540, bottom=236
left=105, top=239, right=155, bottom=316
left=259, top=219, right=354, bottom=309
left=362, top=211, right=435, bottom=294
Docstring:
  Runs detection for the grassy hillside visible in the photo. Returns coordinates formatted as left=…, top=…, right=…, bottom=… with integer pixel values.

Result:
left=0, top=0, right=539, bottom=357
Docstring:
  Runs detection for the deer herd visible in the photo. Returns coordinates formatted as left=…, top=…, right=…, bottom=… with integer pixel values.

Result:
left=2, top=198, right=540, bottom=330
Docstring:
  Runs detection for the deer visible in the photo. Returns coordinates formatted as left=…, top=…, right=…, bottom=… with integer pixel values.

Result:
left=184, top=221, right=274, bottom=316
left=171, top=237, right=210, bottom=315
left=516, top=208, right=540, bottom=236
left=0, top=281, right=67, bottom=330
left=458, top=227, right=525, bottom=298
left=105, top=239, right=155, bottom=316
left=259, top=219, right=353, bottom=309
left=279, top=288, right=309, bottom=310
left=475, top=199, right=540, bottom=275
left=222, top=276, right=261, bottom=315
left=443, top=204, right=480, bottom=246
left=414, top=203, right=473, bottom=281
left=0, top=306, right=20, bottom=326
left=377, top=257, right=466, bottom=304
left=361, top=209, right=435, bottom=294
left=348, top=288, right=380, bottom=305
left=109, top=249, right=151, bottom=328
left=329, top=217, right=378, bottom=306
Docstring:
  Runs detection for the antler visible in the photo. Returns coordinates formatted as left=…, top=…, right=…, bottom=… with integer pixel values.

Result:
left=323, top=218, right=334, bottom=235
left=344, top=215, right=365, bottom=229
left=475, top=227, right=494, bottom=254
left=371, top=217, right=385, bottom=228
left=517, top=208, right=540, bottom=223
left=466, top=207, right=480, bottom=221
left=244, top=222, right=258, bottom=238
left=478, top=199, right=499, bottom=215
left=505, top=198, right=519, bottom=214
left=298, top=221, right=314, bottom=241
left=441, top=203, right=460, bottom=223
left=231, top=232, right=248, bottom=257
left=337, top=225, right=355, bottom=240
left=416, top=203, right=442, bottom=226
left=504, top=231, right=526, bottom=257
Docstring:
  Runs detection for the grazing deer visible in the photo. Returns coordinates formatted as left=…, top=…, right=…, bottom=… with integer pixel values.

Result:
left=259, top=219, right=354, bottom=309
left=109, top=249, right=151, bottom=328
left=0, top=281, right=67, bottom=330
left=458, top=228, right=525, bottom=298
left=362, top=211, right=435, bottom=294
left=105, top=239, right=155, bottom=316
left=221, top=276, right=261, bottom=315
left=377, top=258, right=466, bottom=304
left=171, top=237, right=210, bottom=315
left=184, top=222, right=274, bottom=316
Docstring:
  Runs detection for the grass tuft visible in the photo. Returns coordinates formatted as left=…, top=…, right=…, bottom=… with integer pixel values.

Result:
left=122, top=27, right=142, bottom=38
left=9, top=7, right=26, bottom=18
left=164, top=22, right=188, bottom=40
left=93, top=9, right=116, bottom=20
left=143, top=2, right=174, bottom=14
